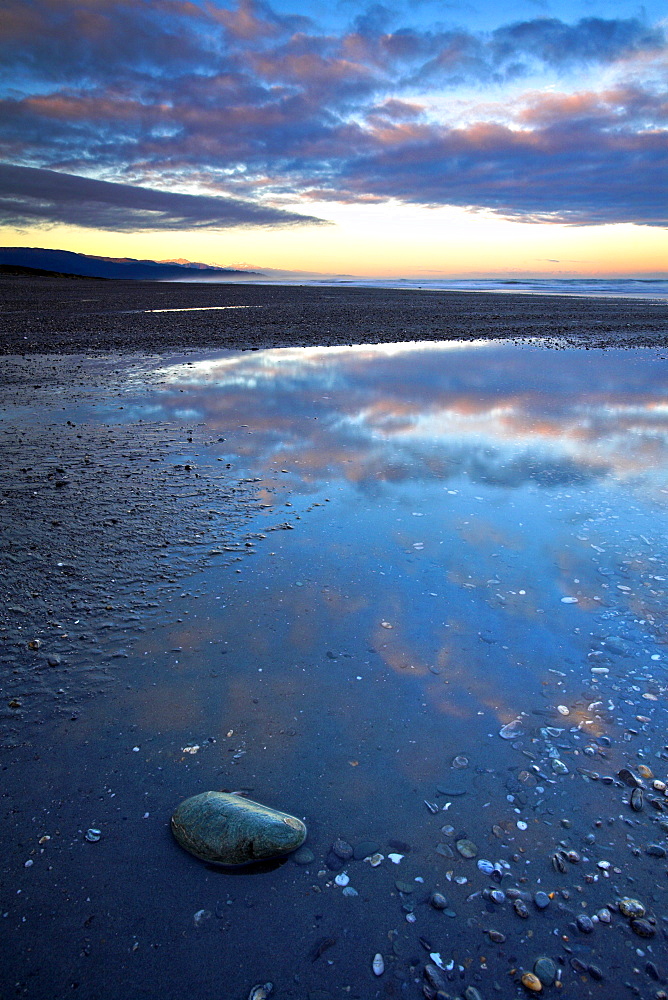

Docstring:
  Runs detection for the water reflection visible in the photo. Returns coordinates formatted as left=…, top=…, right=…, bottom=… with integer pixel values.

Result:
left=130, top=342, right=668, bottom=498
left=7, top=341, right=668, bottom=1000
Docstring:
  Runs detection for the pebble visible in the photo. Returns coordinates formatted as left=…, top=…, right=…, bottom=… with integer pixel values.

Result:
left=464, top=988, right=484, bottom=1000
left=372, top=953, right=384, bottom=976
left=619, top=898, right=646, bottom=918
left=331, top=838, right=353, bottom=861
left=456, top=839, right=478, bottom=859
left=85, top=828, right=101, bottom=842
left=354, top=841, right=379, bottom=860
left=551, top=759, right=569, bottom=774
left=488, top=929, right=506, bottom=943
left=334, top=872, right=349, bottom=886
left=646, top=844, right=667, bottom=857
left=342, top=886, right=358, bottom=897
left=618, top=768, right=643, bottom=788
left=521, top=972, right=543, bottom=992
left=430, top=892, right=448, bottom=910
left=534, top=957, right=557, bottom=987
left=292, top=846, right=315, bottom=865
left=630, top=788, right=644, bottom=812
left=631, top=918, right=656, bottom=938
left=477, top=859, right=495, bottom=874
left=597, top=908, right=611, bottom=923
left=576, top=914, right=595, bottom=934
left=490, top=890, right=505, bottom=904
left=513, top=899, right=530, bottom=919
left=395, top=880, right=414, bottom=894
left=534, top=891, right=550, bottom=910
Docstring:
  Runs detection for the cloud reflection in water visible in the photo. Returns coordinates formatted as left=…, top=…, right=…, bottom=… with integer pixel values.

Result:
left=149, top=341, right=668, bottom=496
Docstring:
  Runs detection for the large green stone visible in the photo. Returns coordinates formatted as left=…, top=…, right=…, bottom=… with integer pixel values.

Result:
left=170, top=791, right=307, bottom=866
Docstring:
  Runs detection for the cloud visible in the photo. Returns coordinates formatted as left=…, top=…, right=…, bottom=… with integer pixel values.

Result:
left=0, top=163, right=325, bottom=231
left=0, top=1, right=666, bottom=228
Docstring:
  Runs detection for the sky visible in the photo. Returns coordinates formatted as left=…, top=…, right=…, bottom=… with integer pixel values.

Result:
left=0, top=0, right=666, bottom=277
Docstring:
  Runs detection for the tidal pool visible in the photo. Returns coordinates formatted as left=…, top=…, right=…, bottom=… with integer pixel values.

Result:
left=4, top=341, right=668, bottom=1000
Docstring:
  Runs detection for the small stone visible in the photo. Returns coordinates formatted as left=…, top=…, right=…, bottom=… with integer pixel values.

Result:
left=331, top=838, right=353, bottom=860
left=631, top=918, right=655, bottom=938
left=619, top=898, right=646, bottom=918
left=513, top=899, right=530, bottom=919
left=534, top=957, right=557, bottom=987
left=292, top=846, right=315, bottom=865
left=334, top=872, right=349, bottom=886
left=646, top=844, right=667, bottom=858
left=551, top=759, right=569, bottom=775
left=464, top=988, right=484, bottom=1000
left=630, top=787, right=644, bottom=812
left=372, top=953, right=384, bottom=976
left=456, top=839, right=478, bottom=859
left=430, top=892, right=448, bottom=910
left=85, top=828, right=101, bottom=842
left=588, top=965, right=604, bottom=981
left=353, top=840, right=379, bottom=860
left=576, top=914, right=595, bottom=934
left=490, top=889, right=505, bottom=904
left=637, top=765, right=654, bottom=779
left=395, top=880, right=414, bottom=894
left=618, top=768, right=643, bottom=788
left=534, top=891, right=550, bottom=910
left=488, top=930, right=506, bottom=943
left=597, top=908, right=611, bottom=923
left=521, top=972, right=543, bottom=992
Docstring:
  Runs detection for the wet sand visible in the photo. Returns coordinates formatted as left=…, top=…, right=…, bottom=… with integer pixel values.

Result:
left=1, top=275, right=667, bottom=355
left=2, top=280, right=668, bottom=1000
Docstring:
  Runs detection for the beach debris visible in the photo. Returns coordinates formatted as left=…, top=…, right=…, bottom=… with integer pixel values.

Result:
left=85, top=828, right=101, bottom=842
left=455, top=839, right=478, bottom=859
left=499, top=718, right=524, bottom=740
left=248, top=983, right=273, bottom=1000
left=170, top=791, right=306, bottom=866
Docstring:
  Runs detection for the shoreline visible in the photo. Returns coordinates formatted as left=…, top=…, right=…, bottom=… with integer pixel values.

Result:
left=1, top=275, right=666, bottom=355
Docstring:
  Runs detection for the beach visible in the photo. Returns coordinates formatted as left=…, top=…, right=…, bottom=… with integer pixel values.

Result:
left=1, top=275, right=668, bottom=356
left=2, top=277, right=668, bottom=1000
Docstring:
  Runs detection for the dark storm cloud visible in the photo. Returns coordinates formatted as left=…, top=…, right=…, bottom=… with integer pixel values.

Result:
left=0, top=0, right=666, bottom=228
left=0, top=163, right=324, bottom=230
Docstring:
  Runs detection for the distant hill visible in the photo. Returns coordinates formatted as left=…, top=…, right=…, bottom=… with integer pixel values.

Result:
left=0, top=247, right=261, bottom=280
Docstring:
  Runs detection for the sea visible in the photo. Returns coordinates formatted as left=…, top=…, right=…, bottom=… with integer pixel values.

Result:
left=287, top=277, right=668, bottom=300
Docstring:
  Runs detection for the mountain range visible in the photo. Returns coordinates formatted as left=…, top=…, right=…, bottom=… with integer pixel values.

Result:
left=0, top=247, right=261, bottom=280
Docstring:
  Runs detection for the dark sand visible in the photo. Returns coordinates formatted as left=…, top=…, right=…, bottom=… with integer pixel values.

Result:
left=1, top=275, right=667, bottom=355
